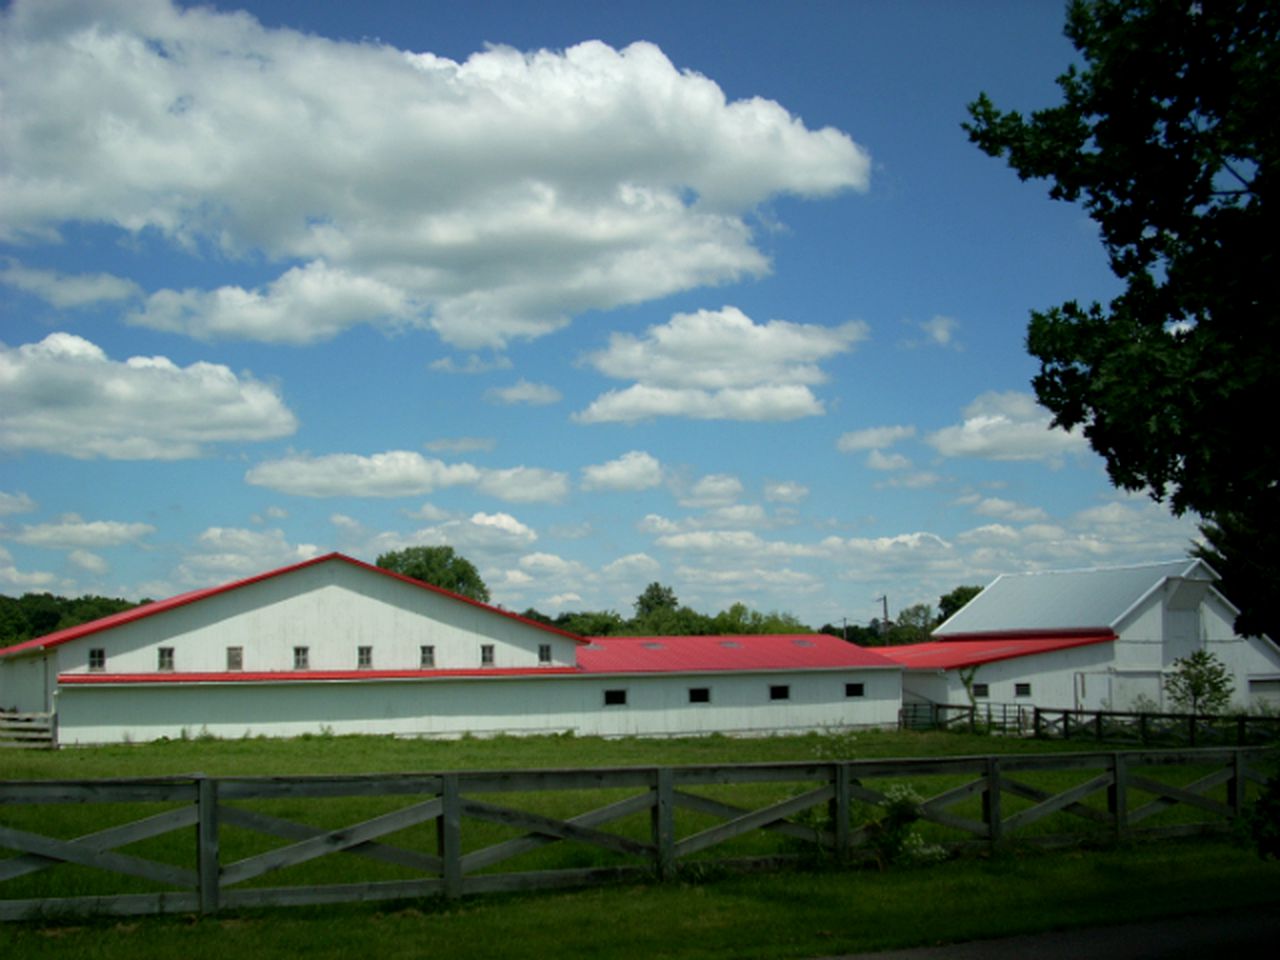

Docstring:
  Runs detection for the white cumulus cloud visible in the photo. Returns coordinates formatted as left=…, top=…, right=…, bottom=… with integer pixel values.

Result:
left=581, top=451, right=664, bottom=492
left=1, top=3, right=869, bottom=348
left=576, top=307, right=868, bottom=422
left=0, top=332, right=296, bottom=459
left=927, top=391, right=1088, bottom=462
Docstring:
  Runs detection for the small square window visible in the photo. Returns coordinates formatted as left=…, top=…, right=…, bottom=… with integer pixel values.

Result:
left=769, top=684, right=790, bottom=701
left=1015, top=682, right=1032, bottom=698
left=972, top=683, right=990, bottom=698
left=688, top=687, right=711, bottom=704
left=538, top=643, right=552, bottom=665
left=158, top=647, right=174, bottom=671
left=88, top=648, right=105, bottom=672
left=480, top=644, right=495, bottom=667
left=845, top=682, right=864, bottom=698
left=293, top=646, right=310, bottom=670
left=357, top=645, right=373, bottom=669
left=227, top=646, right=243, bottom=671
left=420, top=645, right=435, bottom=669
left=604, top=688, right=627, bottom=706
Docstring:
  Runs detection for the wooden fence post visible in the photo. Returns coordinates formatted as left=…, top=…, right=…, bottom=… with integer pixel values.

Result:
left=1228, top=749, right=1245, bottom=816
left=196, top=777, right=220, bottom=915
left=1108, top=753, right=1128, bottom=843
left=439, top=774, right=462, bottom=899
left=983, top=757, right=1002, bottom=849
left=830, top=763, right=851, bottom=860
left=652, top=767, right=676, bottom=880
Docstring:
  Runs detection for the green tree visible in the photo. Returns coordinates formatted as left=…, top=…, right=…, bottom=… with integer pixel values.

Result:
left=1164, top=649, right=1235, bottom=714
left=883, top=603, right=935, bottom=646
left=936, top=585, right=983, bottom=625
left=965, top=0, right=1279, bottom=637
left=375, top=546, right=490, bottom=603
left=633, top=582, right=679, bottom=619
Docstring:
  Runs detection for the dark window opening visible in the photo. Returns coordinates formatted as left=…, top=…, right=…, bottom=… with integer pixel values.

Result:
left=1015, top=682, right=1032, bottom=698
left=227, top=646, right=243, bottom=671
left=845, top=682, right=864, bottom=698
left=88, top=648, right=105, bottom=672
left=420, top=645, right=435, bottom=668
left=769, top=684, right=790, bottom=701
left=972, top=683, right=989, bottom=698
left=293, top=646, right=309, bottom=671
left=604, top=689, right=627, bottom=706
left=538, top=643, right=552, bottom=665
left=688, top=687, right=711, bottom=704
left=357, top=645, right=373, bottom=669
left=158, top=647, right=174, bottom=671
left=480, top=644, right=495, bottom=667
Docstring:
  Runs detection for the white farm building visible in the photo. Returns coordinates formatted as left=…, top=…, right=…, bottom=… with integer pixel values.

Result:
left=877, top=559, right=1280, bottom=713
left=0, top=553, right=901, bottom=745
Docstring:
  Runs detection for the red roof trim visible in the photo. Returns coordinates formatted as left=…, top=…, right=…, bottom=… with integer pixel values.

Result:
left=577, top=634, right=899, bottom=674
left=0, top=553, right=585, bottom=657
left=59, top=666, right=581, bottom=685
left=875, top=630, right=1115, bottom=671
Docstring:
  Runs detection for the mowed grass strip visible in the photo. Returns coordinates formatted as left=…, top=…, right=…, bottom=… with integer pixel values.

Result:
left=3, top=838, right=1276, bottom=960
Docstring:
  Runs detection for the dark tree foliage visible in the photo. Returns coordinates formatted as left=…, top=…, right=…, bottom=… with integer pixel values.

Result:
left=965, top=0, right=1279, bottom=637
left=1192, top=513, right=1276, bottom=641
left=375, top=546, right=490, bottom=603
left=0, top=593, right=141, bottom=644
left=633, top=582, right=679, bottom=619
left=936, top=585, right=983, bottom=625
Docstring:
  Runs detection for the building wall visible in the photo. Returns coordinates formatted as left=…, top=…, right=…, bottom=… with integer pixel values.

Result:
left=902, top=643, right=1115, bottom=710
left=52, top=668, right=902, bottom=744
left=49, top=561, right=579, bottom=678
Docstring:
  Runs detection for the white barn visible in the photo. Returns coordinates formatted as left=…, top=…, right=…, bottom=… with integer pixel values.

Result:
left=0, top=553, right=901, bottom=745
left=877, top=559, right=1280, bottom=712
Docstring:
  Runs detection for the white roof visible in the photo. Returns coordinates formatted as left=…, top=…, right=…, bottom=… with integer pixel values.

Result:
left=934, top=559, right=1214, bottom=636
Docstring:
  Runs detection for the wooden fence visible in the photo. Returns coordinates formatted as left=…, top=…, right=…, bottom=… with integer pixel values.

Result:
left=0, top=713, right=54, bottom=750
left=1033, top=708, right=1280, bottom=746
left=0, top=748, right=1273, bottom=921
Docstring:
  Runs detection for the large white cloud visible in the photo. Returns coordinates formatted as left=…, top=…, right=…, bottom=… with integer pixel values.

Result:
left=0, top=332, right=297, bottom=459
left=581, top=451, right=664, bottom=492
left=576, top=306, right=868, bottom=423
left=927, top=391, right=1088, bottom=462
left=8, top=514, right=155, bottom=549
left=1, top=2, right=870, bottom=348
left=246, top=450, right=567, bottom=503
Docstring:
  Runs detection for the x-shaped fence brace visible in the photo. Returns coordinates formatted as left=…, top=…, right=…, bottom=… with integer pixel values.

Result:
left=1, top=748, right=1270, bottom=920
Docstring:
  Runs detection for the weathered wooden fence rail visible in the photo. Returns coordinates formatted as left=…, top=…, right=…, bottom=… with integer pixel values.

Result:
left=1, top=748, right=1273, bottom=921
left=0, top=713, right=54, bottom=750
left=1032, top=708, right=1280, bottom=746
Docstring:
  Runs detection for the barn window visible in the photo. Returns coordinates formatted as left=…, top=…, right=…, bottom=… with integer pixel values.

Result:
left=538, top=643, right=552, bottom=665
left=769, top=684, right=790, bottom=701
left=227, top=646, right=243, bottom=671
left=845, top=682, right=865, bottom=698
left=158, top=647, right=174, bottom=672
left=1015, top=682, right=1032, bottom=698
left=603, top=689, right=627, bottom=706
left=293, top=646, right=309, bottom=670
left=357, top=645, right=373, bottom=669
left=688, top=687, right=711, bottom=704
left=480, top=644, right=495, bottom=667
left=972, top=683, right=990, bottom=698
left=88, top=648, right=105, bottom=672
left=420, top=645, right=435, bottom=668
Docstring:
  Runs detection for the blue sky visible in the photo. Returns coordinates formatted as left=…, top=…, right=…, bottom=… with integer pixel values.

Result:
left=0, top=0, right=1200, bottom=629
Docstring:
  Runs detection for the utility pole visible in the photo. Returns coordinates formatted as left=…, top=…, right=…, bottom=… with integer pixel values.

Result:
left=874, top=595, right=889, bottom=634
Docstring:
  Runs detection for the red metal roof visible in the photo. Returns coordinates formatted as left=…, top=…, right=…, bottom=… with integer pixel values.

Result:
left=873, top=630, right=1115, bottom=670
left=59, top=667, right=580, bottom=685
left=577, top=634, right=898, bottom=674
left=0, top=552, right=585, bottom=658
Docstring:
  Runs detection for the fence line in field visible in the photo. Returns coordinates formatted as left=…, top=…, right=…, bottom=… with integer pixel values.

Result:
left=1, top=747, right=1272, bottom=921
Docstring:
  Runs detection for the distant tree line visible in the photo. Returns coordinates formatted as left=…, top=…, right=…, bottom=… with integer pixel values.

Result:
left=521, top=581, right=809, bottom=637
left=0, top=593, right=143, bottom=645
left=817, top=585, right=983, bottom=647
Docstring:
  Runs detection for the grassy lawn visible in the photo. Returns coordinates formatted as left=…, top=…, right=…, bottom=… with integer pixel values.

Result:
left=2, top=730, right=1277, bottom=958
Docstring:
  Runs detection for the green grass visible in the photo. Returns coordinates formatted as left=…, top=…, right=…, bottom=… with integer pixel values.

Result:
left=2, top=838, right=1276, bottom=960
left=3, top=730, right=1276, bottom=957
left=0, top=728, right=1098, bottom=780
